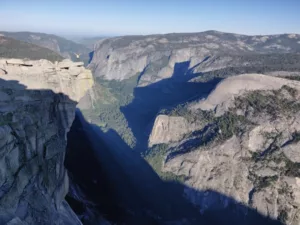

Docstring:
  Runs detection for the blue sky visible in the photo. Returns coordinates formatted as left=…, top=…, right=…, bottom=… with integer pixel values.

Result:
left=0, top=0, right=299, bottom=36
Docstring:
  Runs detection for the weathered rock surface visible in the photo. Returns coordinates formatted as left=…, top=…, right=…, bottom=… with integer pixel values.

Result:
left=149, top=115, right=202, bottom=147
left=89, top=31, right=300, bottom=86
left=0, top=58, right=93, bottom=225
left=148, top=74, right=300, bottom=225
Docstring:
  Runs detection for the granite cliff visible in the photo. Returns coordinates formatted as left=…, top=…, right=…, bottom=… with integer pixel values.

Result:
left=0, top=58, right=93, bottom=225
left=81, top=31, right=300, bottom=150
left=89, top=31, right=300, bottom=85
left=149, top=74, right=300, bottom=225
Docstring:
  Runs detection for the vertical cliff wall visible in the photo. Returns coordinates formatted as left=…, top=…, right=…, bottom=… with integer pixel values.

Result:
left=0, top=58, right=93, bottom=225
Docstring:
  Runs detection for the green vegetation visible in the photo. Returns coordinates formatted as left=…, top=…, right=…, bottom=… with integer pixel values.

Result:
left=251, top=152, right=261, bottom=161
left=281, top=85, right=298, bottom=97
left=82, top=75, right=139, bottom=147
left=256, top=175, right=278, bottom=190
left=235, top=86, right=300, bottom=118
left=278, top=209, right=288, bottom=223
left=164, top=104, right=214, bottom=124
left=214, top=113, right=248, bottom=140
left=143, top=144, right=186, bottom=183
left=260, top=150, right=300, bottom=178
left=0, top=37, right=63, bottom=62
left=248, top=169, right=279, bottom=191
left=165, top=100, right=250, bottom=141
left=284, top=159, right=300, bottom=177
left=293, top=132, right=300, bottom=143
left=279, top=75, right=300, bottom=81
left=96, top=75, right=137, bottom=106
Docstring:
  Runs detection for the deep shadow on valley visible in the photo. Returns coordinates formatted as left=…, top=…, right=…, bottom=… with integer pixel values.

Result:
left=67, top=58, right=300, bottom=224
left=65, top=109, right=284, bottom=225
left=121, top=61, right=223, bottom=152
left=0, top=77, right=282, bottom=225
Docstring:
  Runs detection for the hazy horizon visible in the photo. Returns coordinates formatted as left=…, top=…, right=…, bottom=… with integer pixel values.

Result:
left=1, top=0, right=300, bottom=37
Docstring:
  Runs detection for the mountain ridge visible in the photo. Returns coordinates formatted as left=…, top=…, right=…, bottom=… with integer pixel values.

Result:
left=0, top=36, right=64, bottom=62
left=89, top=30, right=300, bottom=85
left=0, top=31, right=92, bottom=65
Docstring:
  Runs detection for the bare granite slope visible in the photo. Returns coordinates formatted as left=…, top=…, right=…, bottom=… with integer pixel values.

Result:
left=190, top=73, right=300, bottom=115
left=148, top=74, right=300, bottom=225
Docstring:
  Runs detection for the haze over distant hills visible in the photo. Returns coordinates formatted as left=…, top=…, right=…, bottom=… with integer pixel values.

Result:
left=0, top=35, right=63, bottom=62
left=66, top=36, right=110, bottom=48
left=0, top=31, right=95, bottom=65
left=89, top=30, right=300, bottom=82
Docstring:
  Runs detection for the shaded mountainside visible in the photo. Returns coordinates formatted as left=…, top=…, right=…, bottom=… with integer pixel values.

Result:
left=0, top=31, right=92, bottom=65
left=65, top=110, right=283, bottom=225
left=66, top=110, right=207, bottom=225
left=146, top=74, right=300, bottom=225
left=0, top=58, right=93, bottom=225
left=0, top=36, right=63, bottom=62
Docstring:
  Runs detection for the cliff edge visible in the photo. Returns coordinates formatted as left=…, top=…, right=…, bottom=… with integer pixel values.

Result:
left=0, top=58, right=93, bottom=225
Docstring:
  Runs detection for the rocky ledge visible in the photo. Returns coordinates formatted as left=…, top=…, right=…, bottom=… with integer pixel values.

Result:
left=0, top=58, right=93, bottom=225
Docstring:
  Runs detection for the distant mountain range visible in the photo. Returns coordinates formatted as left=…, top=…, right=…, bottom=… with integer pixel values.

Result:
left=89, top=30, right=300, bottom=83
left=0, top=31, right=94, bottom=65
left=0, top=35, right=63, bottom=62
left=68, top=36, right=109, bottom=49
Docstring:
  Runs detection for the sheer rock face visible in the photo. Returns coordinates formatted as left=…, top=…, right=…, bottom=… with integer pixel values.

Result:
left=148, top=115, right=202, bottom=147
left=149, top=74, right=300, bottom=225
left=89, top=32, right=300, bottom=86
left=0, top=58, right=93, bottom=225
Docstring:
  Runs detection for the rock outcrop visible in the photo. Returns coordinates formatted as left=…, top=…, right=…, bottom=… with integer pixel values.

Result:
left=0, top=58, right=93, bottom=225
left=149, top=115, right=202, bottom=147
left=149, top=74, right=300, bottom=225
